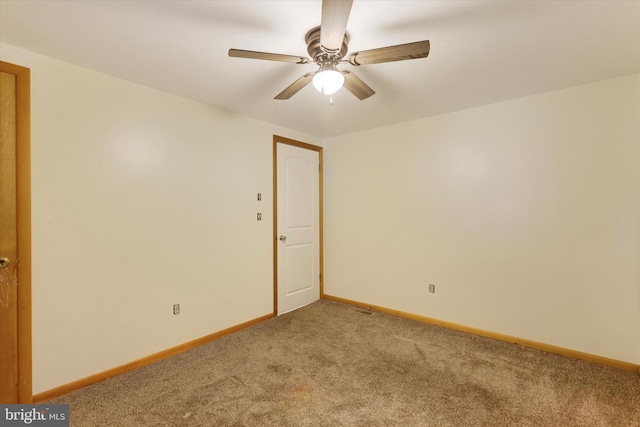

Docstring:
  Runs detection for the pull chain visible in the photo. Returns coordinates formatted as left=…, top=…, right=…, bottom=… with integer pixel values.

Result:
left=330, top=95, right=333, bottom=105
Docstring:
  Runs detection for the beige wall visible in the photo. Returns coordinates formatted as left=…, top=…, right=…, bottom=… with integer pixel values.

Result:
left=1, top=44, right=320, bottom=394
left=324, top=74, right=640, bottom=364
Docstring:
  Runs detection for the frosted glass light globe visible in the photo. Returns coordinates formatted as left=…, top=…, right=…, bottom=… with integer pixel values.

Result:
left=312, top=70, right=344, bottom=95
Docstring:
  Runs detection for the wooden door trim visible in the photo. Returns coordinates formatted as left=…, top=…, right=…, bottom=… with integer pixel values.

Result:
left=272, top=135, right=323, bottom=315
left=0, top=61, right=32, bottom=403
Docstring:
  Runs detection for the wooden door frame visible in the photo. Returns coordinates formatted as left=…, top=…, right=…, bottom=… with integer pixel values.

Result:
left=0, top=61, right=32, bottom=403
left=272, top=135, right=323, bottom=315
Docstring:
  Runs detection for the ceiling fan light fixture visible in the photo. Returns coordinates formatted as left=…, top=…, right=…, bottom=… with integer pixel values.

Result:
left=312, top=55, right=344, bottom=95
left=312, top=69, right=344, bottom=95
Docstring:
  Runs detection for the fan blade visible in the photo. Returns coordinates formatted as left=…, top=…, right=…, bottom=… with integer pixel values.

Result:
left=320, top=0, right=353, bottom=53
left=274, top=73, right=315, bottom=100
left=229, top=49, right=310, bottom=64
left=347, top=40, right=430, bottom=66
left=342, top=70, right=375, bottom=100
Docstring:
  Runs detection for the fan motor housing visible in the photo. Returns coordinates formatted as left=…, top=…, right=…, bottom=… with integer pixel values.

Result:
left=305, top=26, right=349, bottom=60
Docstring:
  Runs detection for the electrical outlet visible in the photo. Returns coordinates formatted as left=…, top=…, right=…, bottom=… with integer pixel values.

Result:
left=428, top=284, right=436, bottom=293
left=173, top=304, right=180, bottom=315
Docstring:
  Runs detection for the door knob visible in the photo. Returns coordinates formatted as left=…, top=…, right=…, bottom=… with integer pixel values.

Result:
left=0, top=257, right=9, bottom=269
left=279, top=235, right=287, bottom=242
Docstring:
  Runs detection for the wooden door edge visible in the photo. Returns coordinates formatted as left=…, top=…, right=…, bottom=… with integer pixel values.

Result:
left=1, top=60, right=33, bottom=403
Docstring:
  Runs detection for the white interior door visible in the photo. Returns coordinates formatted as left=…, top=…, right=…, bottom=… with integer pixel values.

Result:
left=277, top=143, right=320, bottom=315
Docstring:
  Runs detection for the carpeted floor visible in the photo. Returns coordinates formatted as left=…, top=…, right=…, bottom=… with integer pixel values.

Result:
left=49, top=300, right=639, bottom=426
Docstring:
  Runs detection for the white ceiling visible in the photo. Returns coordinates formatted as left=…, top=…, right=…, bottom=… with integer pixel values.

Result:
left=1, top=0, right=639, bottom=138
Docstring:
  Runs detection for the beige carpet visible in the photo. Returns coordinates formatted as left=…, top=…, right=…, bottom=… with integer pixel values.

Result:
left=49, top=300, right=639, bottom=426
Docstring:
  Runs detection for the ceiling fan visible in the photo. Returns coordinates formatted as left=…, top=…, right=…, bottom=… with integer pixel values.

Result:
left=228, top=0, right=430, bottom=100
